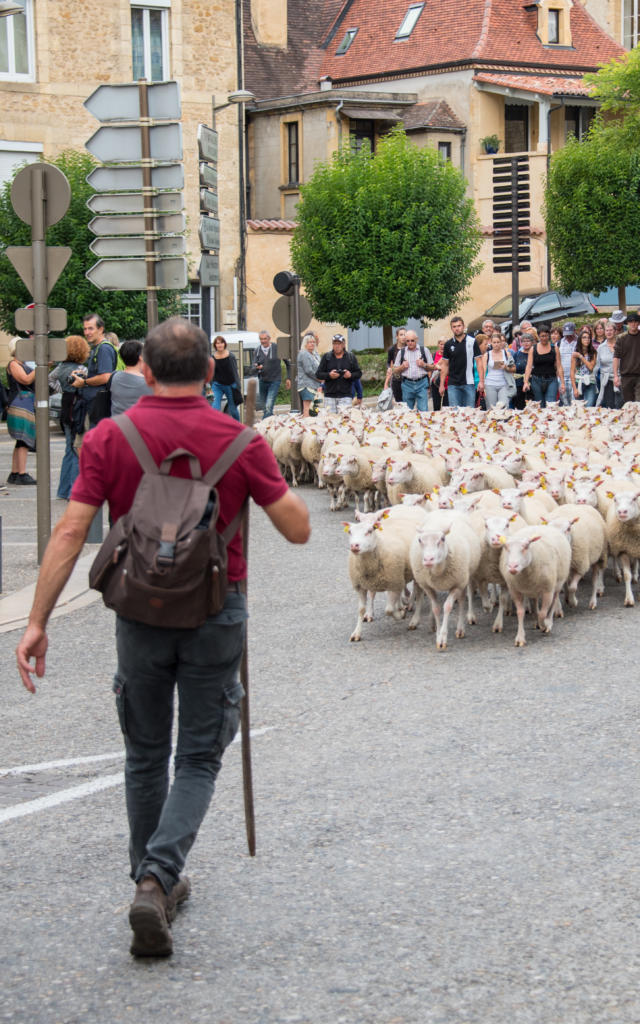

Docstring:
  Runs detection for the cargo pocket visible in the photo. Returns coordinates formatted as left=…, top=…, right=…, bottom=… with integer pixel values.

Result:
left=214, top=676, right=245, bottom=755
left=112, top=675, right=128, bottom=737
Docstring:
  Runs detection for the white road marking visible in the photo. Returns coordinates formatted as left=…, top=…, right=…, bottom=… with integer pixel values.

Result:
left=0, top=728, right=272, bottom=824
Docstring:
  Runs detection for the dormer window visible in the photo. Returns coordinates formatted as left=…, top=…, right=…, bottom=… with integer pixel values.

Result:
left=548, top=8, right=560, bottom=43
left=336, top=28, right=357, bottom=54
left=395, top=3, right=424, bottom=39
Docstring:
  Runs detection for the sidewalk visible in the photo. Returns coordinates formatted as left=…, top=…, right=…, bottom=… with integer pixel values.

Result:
left=0, top=551, right=99, bottom=633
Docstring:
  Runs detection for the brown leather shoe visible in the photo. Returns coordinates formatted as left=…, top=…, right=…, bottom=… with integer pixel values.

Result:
left=166, top=875, right=191, bottom=923
left=129, top=875, right=172, bottom=957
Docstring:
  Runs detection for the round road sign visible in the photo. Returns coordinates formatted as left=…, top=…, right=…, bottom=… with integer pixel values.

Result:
left=11, top=163, right=71, bottom=228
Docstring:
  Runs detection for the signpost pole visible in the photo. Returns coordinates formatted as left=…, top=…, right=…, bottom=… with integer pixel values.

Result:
left=31, top=165, right=52, bottom=563
left=138, top=79, right=159, bottom=331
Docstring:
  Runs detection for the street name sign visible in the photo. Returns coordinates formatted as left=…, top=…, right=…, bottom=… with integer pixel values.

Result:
left=199, top=189, right=219, bottom=216
left=198, top=216, right=220, bottom=250
left=86, top=123, right=183, bottom=163
left=84, top=81, right=181, bottom=122
left=86, top=257, right=188, bottom=291
left=197, top=124, right=218, bottom=164
left=87, top=164, right=184, bottom=192
left=199, top=162, right=217, bottom=189
left=199, top=253, right=220, bottom=287
left=87, top=191, right=184, bottom=215
left=89, top=212, right=186, bottom=236
left=90, top=235, right=186, bottom=258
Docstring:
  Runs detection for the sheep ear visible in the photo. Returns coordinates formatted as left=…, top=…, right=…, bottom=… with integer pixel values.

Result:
left=527, top=534, right=542, bottom=545
left=341, top=522, right=351, bottom=532
left=606, top=491, right=614, bottom=500
left=570, top=517, right=580, bottom=526
left=459, top=484, right=467, bottom=494
left=373, top=521, right=383, bottom=531
left=354, top=509, right=363, bottom=521
left=540, top=515, right=548, bottom=524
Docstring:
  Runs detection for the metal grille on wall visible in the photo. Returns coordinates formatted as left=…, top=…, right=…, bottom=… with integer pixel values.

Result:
left=492, top=156, right=531, bottom=273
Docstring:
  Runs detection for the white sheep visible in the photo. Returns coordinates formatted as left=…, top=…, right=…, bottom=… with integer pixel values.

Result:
left=408, top=510, right=482, bottom=650
left=478, top=511, right=527, bottom=630
left=342, top=506, right=427, bottom=642
left=499, top=525, right=572, bottom=646
left=605, top=489, right=640, bottom=606
left=544, top=503, right=608, bottom=609
left=385, top=453, right=445, bottom=506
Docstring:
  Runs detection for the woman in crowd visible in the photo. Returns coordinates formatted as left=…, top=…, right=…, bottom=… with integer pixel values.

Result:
left=523, top=329, right=565, bottom=407
left=593, top=318, right=607, bottom=349
left=5, top=337, right=36, bottom=485
left=49, top=334, right=90, bottom=499
left=483, top=331, right=516, bottom=408
left=595, top=319, right=619, bottom=408
left=211, top=335, right=241, bottom=420
left=297, top=332, right=321, bottom=416
left=430, top=337, right=448, bottom=411
left=570, top=327, right=598, bottom=407
left=511, top=331, right=534, bottom=410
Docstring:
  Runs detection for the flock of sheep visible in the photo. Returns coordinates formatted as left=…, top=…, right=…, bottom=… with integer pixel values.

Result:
left=255, top=400, right=640, bottom=648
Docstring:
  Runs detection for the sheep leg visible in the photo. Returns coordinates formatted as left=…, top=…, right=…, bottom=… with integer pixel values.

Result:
left=511, top=588, right=527, bottom=646
left=466, top=583, right=477, bottom=625
left=408, top=586, right=424, bottom=630
left=589, top=564, right=601, bottom=610
left=565, top=571, right=580, bottom=608
left=620, top=554, right=635, bottom=606
left=350, top=587, right=368, bottom=642
left=595, top=559, right=606, bottom=598
left=633, top=558, right=639, bottom=584
left=479, top=581, right=493, bottom=612
left=424, top=585, right=441, bottom=637
left=492, top=586, right=509, bottom=633
left=363, top=591, right=375, bottom=623
left=437, top=586, right=463, bottom=649
left=385, top=591, right=404, bottom=620
left=288, top=461, right=298, bottom=487
left=537, top=589, right=556, bottom=634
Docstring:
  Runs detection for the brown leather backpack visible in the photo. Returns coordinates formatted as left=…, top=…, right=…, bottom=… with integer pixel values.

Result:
left=89, top=414, right=255, bottom=628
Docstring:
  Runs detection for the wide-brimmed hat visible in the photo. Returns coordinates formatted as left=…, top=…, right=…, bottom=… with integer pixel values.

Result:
left=611, top=310, right=626, bottom=324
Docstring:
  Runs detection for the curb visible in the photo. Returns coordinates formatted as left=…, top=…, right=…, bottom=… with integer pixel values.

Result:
left=0, top=552, right=100, bottom=634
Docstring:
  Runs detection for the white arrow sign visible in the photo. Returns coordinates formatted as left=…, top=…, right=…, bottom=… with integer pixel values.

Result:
left=197, top=124, right=218, bottom=164
left=89, top=212, right=186, bottom=236
left=86, top=257, right=188, bottom=291
left=199, top=215, right=220, bottom=250
left=86, top=123, right=182, bottom=163
left=84, top=81, right=181, bottom=122
left=87, top=192, right=184, bottom=215
left=87, top=164, right=184, bottom=192
left=90, top=235, right=186, bottom=258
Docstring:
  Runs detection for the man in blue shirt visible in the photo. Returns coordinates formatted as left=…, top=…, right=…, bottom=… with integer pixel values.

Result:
left=71, top=313, right=117, bottom=425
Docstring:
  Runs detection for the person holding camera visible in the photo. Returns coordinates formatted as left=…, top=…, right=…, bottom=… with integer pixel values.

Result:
left=316, top=334, right=362, bottom=413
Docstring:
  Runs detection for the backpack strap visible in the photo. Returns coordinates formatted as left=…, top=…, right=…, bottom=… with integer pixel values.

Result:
left=203, top=428, right=256, bottom=487
left=114, top=414, right=205, bottom=478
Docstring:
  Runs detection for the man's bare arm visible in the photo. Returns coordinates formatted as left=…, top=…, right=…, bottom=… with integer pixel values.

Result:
left=16, top=501, right=98, bottom=692
left=263, top=491, right=311, bottom=544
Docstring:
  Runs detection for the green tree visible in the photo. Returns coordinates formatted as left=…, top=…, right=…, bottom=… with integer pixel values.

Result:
left=583, top=44, right=640, bottom=116
left=0, top=150, right=183, bottom=337
left=544, top=120, right=640, bottom=309
left=290, top=129, right=482, bottom=340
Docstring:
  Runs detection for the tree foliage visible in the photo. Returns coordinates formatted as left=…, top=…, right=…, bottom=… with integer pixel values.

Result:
left=0, top=150, right=183, bottom=337
left=290, top=129, right=482, bottom=329
left=544, top=120, right=640, bottom=296
left=583, top=44, right=640, bottom=117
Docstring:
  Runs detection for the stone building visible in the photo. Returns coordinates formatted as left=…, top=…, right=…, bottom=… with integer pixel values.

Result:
left=241, top=0, right=626, bottom=345
left=0, top=0, right=242, bottom=343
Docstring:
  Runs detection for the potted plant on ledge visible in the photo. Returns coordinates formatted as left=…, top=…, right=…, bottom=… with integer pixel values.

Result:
left=480, top=134, right=500, bottom=154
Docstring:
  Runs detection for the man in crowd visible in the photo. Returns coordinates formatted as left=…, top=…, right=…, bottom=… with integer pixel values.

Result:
left=72, top=313, right=117, bottom=426
left=558, top=322, right=577, bottom=405
left=613, top=311, right=640, bottom=404
left=250, top=329, right=291, bottom=419
left=316, top=333, right=362, bottom=413
left=109, top=339, right=153, bottom=415
left=393, top=330, right=433, bottom=411
left=611, top=310, right=626, bottom=335
left=438, top=315, right=485, bottom=407
left=384, top=327, right=407, bottom=403
left=17, top=317, right=311, bottom=958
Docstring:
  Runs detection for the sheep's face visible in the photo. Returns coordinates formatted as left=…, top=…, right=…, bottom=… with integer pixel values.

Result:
left=485, top=516, right=511, bottom=549
left=614, top=492, right=640, bottom=523
left=569, top=479, right=598, bottom=506
left=343, top=520, right=380, bottom=555
left=503, top=537, right=536, bottom=575
left=499, top=488, right=522, bottom=512
left=339, top=454, right=359, bottom=477
left=416, top=530, right=449, bottom=568
left=386, top=462, right=411, bottom=486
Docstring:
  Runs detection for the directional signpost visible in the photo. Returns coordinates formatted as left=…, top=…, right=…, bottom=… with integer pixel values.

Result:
left=198, top=122, right=220, bottom=337
left=6, top=162, right=71, bottom=560
left=84, top=79, right=186, bottom=328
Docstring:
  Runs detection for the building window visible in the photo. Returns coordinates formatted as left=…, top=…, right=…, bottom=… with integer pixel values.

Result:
left=396, top=3, right=424, bottom=39
left=131, top=3, right=170, bottom=81
left=336, top=28, right=357, bottom=54
left=565, top=106, right=596, bottom=141
left=286, top=122, right=299, bottom=185
left=548, top=8, right=560, bottom=43
left=438, top=141, right=452, bottom=161
left=623, top=0, right=639, bottom=48
left=350, top=119, right=375, bottom=154
left=0, top=0, right=35, bottom=81
left=182, top=282, right=201, bottom=326
left=0, top=141, right=42, bottom=185
left=505, top=105, right=529, bottom=153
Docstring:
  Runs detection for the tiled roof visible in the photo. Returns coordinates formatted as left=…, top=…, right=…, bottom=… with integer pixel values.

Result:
left=318, top=0, right=624, bottom=84
left=247, top=219, right=298, bottom=231
left=474, top=71, right=592, bottom=97
left=401, top=99, right=465, bottom=131
left=243, top=0, right=346, bottom=101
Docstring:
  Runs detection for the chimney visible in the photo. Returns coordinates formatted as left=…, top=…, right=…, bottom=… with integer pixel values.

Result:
left=251, top=0, right=287, bottom=48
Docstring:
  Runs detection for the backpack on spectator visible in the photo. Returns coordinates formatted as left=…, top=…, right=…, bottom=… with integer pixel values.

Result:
left=89, top=414, right=255, bottom=628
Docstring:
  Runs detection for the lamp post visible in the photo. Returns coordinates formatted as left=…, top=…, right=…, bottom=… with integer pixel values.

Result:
left=201, top=89, right=255, bottom=337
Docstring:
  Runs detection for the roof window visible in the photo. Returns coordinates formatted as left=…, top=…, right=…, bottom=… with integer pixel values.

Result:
left=336, top=28, right=358, bottom=54
left=396, top=3, right=424, bottom=39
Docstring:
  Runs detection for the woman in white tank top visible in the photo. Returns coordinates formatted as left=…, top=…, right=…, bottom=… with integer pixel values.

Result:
left=484, top=332, right=515, bottom=408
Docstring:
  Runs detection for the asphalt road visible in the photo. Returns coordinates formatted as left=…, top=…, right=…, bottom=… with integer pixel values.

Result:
left=1, top=432, right=639, bottom=1024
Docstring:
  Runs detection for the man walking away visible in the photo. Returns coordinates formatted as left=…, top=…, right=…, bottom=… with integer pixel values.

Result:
left=17, top=317, right=311, bottom=958
left=438, top=316, right=485, bottom=407
left=110, top=340, right=152, bottom=415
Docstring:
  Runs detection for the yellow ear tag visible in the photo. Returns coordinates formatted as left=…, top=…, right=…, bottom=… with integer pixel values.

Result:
left=381, top=510, right=390, bottom=519
left=343, top=525, right=350, bottom=533
left=460, top=484, right=467, bottom=494
left=374, top=521, right=383, bottom=531
left=606, top=491, right=614, bottom=500
left=499, top=535, right=507, bottom=544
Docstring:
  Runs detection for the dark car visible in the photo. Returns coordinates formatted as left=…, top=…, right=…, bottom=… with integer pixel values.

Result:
left=467, top=289, right=598, bottom=341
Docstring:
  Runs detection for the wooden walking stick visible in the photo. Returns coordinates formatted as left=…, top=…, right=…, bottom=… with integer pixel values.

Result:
left=240, top=377, right=257, bottom=855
